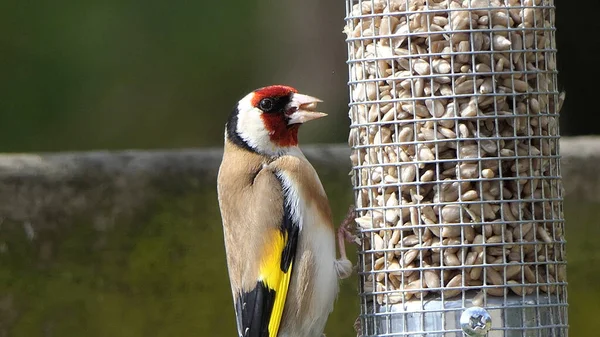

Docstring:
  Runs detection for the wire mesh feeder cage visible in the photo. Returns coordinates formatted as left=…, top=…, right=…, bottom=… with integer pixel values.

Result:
left=344, top=0, right=567, bottom=336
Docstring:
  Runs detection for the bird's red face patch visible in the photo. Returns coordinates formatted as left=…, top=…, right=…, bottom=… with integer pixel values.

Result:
left=251, top=85, right=300, bottom=148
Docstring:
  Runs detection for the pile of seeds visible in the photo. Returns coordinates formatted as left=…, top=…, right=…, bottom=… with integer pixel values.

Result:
left=345, top=0, right=566, bottom=304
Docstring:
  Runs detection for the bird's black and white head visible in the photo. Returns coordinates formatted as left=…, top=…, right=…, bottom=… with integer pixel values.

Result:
left=225, top=85, right=326, bottom=157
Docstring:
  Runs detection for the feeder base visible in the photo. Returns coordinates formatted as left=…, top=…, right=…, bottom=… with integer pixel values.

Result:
left=362, top=291, right=567, bottom=336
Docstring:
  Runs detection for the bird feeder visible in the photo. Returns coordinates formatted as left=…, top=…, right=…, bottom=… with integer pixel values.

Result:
left=344, top=0, right=567, bottom=336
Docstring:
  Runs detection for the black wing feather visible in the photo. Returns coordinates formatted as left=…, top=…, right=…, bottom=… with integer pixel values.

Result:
left=235, top=281, right=276, bottom=337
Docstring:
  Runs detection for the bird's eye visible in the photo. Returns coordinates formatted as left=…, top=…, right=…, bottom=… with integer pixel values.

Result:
left=259, top=98, right=274, bottom=112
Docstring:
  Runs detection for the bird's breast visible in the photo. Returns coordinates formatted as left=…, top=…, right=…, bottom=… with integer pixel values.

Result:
left=276, top=170, right=339, bottom=337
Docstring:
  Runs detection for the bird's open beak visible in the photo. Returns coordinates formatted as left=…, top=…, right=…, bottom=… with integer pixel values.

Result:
left=286, top=93, right=327, bottom=125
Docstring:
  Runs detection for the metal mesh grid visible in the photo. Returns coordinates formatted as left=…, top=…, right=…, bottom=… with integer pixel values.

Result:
left=343, top=0, right=567, bottom=336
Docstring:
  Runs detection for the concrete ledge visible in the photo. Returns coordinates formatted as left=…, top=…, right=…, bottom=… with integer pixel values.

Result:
left=555, top=136, right=600, bottom=202
left=0, top=145, right=353, bottom=229
left=0, top=137, right=598, bottom=226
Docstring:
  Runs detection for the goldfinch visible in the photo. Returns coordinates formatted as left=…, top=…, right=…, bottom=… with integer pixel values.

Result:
left=217, top=85, right=355, bottom=337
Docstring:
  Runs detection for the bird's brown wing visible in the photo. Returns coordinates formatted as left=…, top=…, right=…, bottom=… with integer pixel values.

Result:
left=217, top=143, right=300, bottom=337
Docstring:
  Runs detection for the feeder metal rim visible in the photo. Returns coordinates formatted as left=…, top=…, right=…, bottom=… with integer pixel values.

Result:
left=344, top=4, right=556, bottom=20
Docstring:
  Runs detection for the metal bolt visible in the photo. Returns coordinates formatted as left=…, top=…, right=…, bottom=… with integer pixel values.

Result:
left=460, top=307, right=492, bottom=336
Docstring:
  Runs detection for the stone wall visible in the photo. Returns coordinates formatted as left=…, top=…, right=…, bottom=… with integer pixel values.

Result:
left=0, top=137, right=597, bottom=226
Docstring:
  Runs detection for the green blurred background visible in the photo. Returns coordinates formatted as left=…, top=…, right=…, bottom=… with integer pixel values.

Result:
left=0, top=1, right=596, bottom=152
left=0, top=0, right=599, bottom=336
left=0, top=1, right=352, bottom=152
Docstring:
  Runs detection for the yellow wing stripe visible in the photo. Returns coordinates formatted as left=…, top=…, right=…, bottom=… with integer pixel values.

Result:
left=259, top=229, right=293, bottom=337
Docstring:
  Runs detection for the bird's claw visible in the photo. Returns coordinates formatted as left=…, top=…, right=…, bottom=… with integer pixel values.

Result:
left=338, top=205, right=360, bottom=246
left=335, top=205, right=359, bottom=278
left=353, top=316, right=362, bottom=337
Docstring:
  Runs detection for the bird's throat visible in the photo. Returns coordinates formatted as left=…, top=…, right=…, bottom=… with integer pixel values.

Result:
left=261, top=114, right=300, bottom=147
